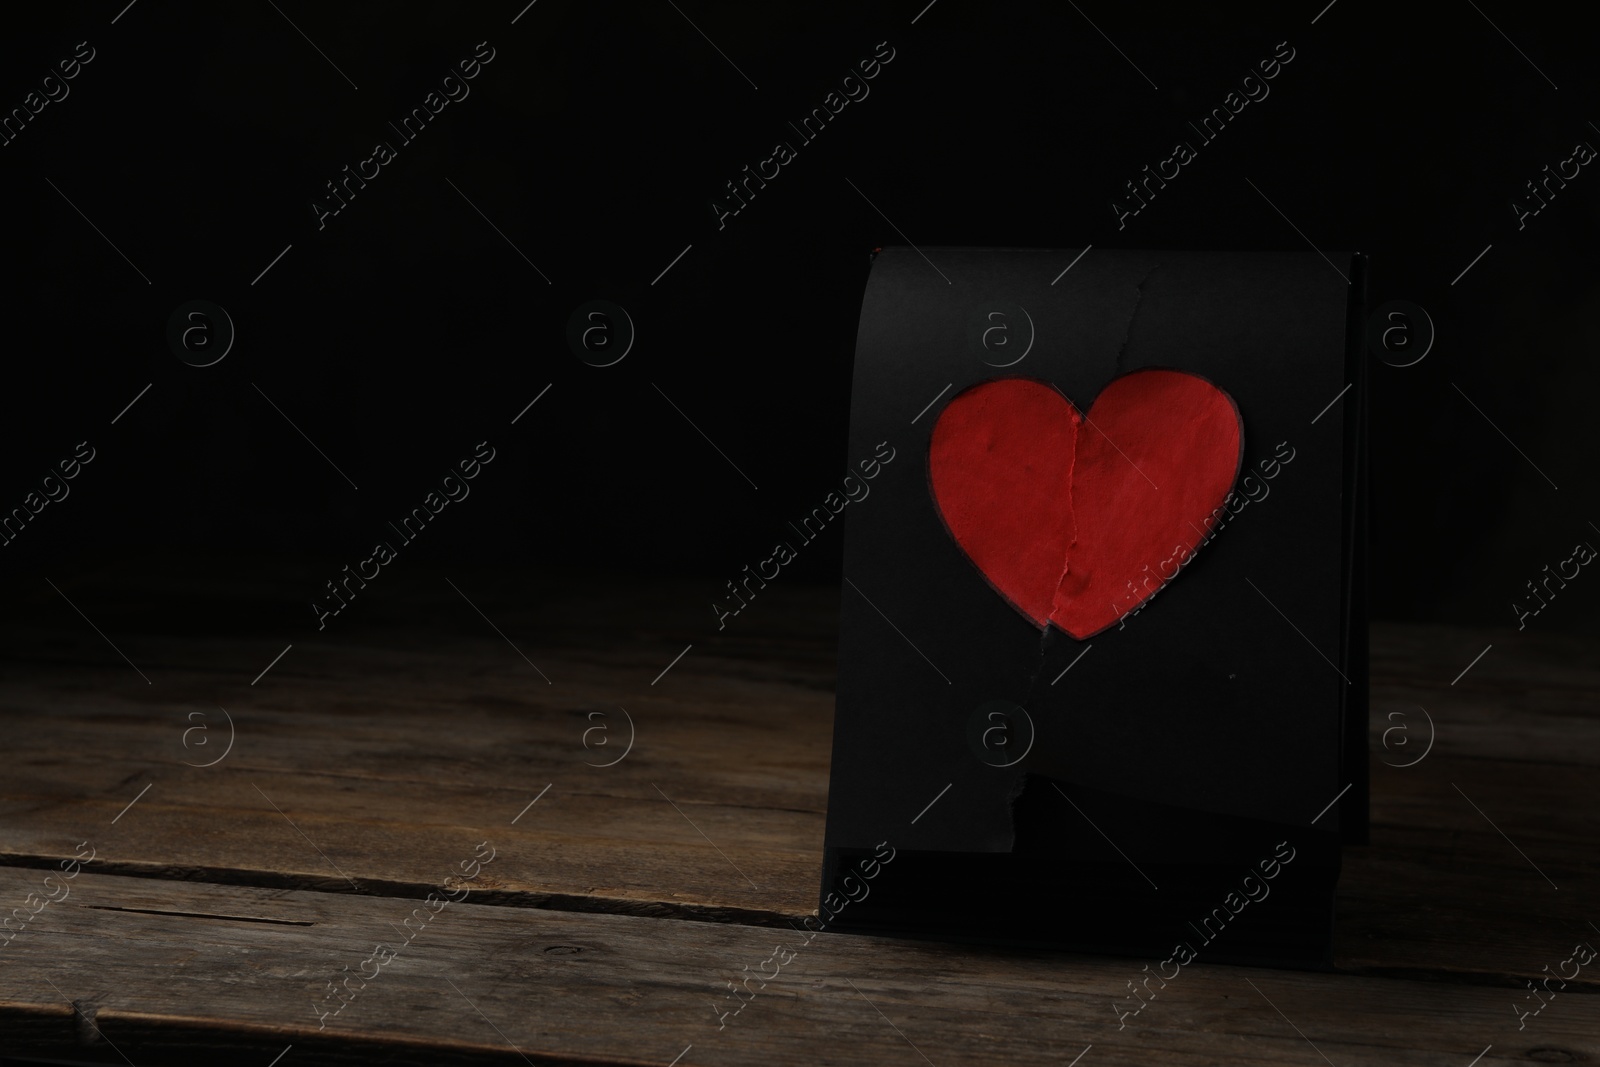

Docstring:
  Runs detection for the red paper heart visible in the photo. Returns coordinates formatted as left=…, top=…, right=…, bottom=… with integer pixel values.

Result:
left=928, top=371, right=1242, bottom=638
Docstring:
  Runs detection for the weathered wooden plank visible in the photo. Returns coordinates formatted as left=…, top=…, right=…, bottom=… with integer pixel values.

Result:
left=0, top=869, right=1595, bottom=1067
left=0, top=584, right=839, bottom=923
left=1369, top=622, right=1600, bottom=769
left=0, top=614, right=1596, bottom=980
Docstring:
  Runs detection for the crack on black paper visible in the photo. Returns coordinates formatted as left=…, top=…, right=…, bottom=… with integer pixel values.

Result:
left=1007, top=269, right=1161, bottom=813
left=1113, top=263, right=1161, bottom=373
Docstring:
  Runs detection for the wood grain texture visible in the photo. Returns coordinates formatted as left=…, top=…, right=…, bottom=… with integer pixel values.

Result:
left=0, top=568, right=1596, bottom=1062
left=0, top=868, right=1595, bottom=1067
left=0, top=577, right=842, bottom=924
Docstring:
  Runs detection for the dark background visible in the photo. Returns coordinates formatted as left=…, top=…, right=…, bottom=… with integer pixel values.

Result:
left=1, top=0, right=1595, bottom=635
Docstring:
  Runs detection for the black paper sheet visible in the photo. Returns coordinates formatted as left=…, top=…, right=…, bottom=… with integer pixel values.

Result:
left=821, top=247, right=1367, bottom=967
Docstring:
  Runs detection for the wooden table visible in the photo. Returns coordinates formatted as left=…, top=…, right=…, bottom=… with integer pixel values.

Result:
left=0, top=563, right=1595, bottom=1064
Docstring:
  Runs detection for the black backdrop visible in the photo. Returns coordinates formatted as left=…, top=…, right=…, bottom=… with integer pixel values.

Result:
left=2, top=0, right=1595, bottom=632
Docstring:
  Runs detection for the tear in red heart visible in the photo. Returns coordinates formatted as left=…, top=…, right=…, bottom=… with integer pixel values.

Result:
left=928, top=371, right=1243, bottom=638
